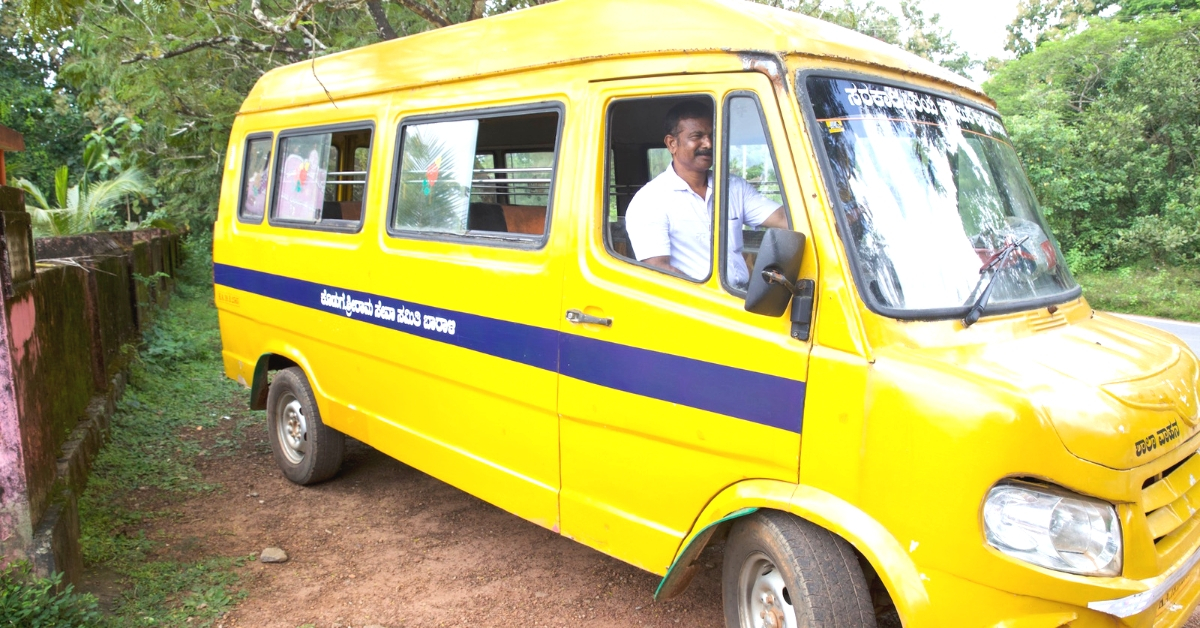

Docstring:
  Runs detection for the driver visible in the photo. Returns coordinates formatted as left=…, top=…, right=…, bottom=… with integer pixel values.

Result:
left=625, top=100, right=788, bottom=287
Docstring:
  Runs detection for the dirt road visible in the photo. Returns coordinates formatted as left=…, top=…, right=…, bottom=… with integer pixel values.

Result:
left=94, top=409, right=1200, bottom=627
left=154, top=426, right=725, bottom=628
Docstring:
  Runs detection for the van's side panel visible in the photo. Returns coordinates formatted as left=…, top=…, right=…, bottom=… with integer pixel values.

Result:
left=214, top=82, right=572, bottom=529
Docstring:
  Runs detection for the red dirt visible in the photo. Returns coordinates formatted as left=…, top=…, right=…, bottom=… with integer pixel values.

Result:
left=84, top=413, right=1200, bottom=628
left=99, top=421, right=726, bottom=627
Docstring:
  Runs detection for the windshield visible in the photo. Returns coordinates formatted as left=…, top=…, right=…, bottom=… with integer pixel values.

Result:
left=804, top=76, right=1078, bottom=317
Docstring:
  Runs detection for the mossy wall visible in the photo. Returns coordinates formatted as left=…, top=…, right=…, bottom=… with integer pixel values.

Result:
left=0, top=213, right=181, bottom=575
left=6, top=268, right=95, bottom=522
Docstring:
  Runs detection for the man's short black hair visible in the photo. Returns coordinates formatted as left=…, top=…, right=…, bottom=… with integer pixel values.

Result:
left=665, top=100, right=713, bottom=137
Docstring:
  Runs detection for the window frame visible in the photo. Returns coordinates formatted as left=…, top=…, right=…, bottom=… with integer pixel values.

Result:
left=236, top=132, right=274, bottom=225
left=386, top=102, right=566, bottom=250
left=601, top=93, right=718, bottom=285
left=718, top=90, right=793, bottom=297
left=266, top=120, right=376, bottom=235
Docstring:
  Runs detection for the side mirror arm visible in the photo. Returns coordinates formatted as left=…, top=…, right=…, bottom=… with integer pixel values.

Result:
left=762, top=270, right=814, bottom=341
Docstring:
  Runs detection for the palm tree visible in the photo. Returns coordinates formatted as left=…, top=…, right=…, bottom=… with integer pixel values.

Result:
left=14, top=166, right=152, bottom=237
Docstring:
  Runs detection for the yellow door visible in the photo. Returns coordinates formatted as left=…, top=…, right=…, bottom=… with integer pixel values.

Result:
left=558, top=73, right=815, bottom=573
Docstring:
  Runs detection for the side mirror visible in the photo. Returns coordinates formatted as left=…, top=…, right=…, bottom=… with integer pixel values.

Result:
left=745, top=229, right=814, bottom=340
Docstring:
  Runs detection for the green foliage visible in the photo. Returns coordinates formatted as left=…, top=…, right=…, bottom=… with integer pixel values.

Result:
left=79, top=235, right=251, bottom=625
left=1119, top=0, right=1200, bottom=17
left=15, top=166, right=153, bottom=236
left=985, top=11, right=1200, bottom=268
left=56, top=0, right=416, bottom=233
left=1005, top=0, right=1116, bottom=56
left=1077, top=265, right=1200, bottom=321
left=1005, top=0, right=1200, bottom=56
left=105, top=556, right=251, bottom=626
left=0, top=7, right=89, bottom=192
left=753, top=0, right=976, bottom=76
left=0, top=562, right=102, bottom=628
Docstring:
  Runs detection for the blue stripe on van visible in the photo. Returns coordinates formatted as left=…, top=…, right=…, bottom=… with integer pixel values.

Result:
left=214, top=263, right=804, bottom=433
left=560, top=335, right=804, bottom=433
left=213, top=263, right=560, bottom=372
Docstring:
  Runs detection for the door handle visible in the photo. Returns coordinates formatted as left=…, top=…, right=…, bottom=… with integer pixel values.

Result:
left=566, top=309, right=612, bottom=327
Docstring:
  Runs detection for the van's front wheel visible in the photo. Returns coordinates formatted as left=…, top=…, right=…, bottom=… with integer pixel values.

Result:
left=722, top=511, right=877, bottom=628
left=266, top=367, right=345, bottom=485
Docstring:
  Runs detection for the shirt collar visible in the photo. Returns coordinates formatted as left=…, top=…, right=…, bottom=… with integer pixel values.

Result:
left=665, top=163, right=713, bottom=193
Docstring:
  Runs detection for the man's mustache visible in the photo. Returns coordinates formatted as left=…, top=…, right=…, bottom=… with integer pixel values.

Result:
left=695, top=149, right=713, bottom=157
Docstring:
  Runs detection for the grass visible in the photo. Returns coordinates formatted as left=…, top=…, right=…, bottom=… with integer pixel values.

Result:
left=1076, top=265, right=1200, bottom=323
left=77, top=233, right=255, bottom=627
left=0, top=561, right=102, bottom=627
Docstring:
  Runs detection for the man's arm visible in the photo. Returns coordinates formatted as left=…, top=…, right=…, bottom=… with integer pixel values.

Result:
left=731, top=176, right=789, bottom=230
left=759, top=206, right=788, bottom=229
left=641, top=255, right=686, bottom=275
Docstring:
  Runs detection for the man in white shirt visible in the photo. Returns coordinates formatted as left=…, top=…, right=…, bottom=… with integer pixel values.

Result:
left=625, top=100, right=788, bottom=288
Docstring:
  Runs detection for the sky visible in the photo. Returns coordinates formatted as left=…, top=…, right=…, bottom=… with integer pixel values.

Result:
left=875, top=0, right=1021, bottom=80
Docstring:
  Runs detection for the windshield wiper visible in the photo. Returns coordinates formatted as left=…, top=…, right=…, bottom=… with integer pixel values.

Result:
left=962, top=236, right=1029, bottom=328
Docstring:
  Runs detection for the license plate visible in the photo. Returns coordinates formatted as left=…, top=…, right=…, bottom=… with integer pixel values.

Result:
left=1157, top=563, right=1200, bottom=620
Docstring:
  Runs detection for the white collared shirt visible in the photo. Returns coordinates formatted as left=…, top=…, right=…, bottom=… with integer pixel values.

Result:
left=625, top=164, right=779, bottom=286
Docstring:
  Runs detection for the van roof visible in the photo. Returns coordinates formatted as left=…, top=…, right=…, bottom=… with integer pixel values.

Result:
left=241, top=0, right=983, bottom=114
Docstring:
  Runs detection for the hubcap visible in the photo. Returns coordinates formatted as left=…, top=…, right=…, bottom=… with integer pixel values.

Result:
left=739, top=552, right=797, bottom=628
left=277, top=394, right=308, bottom=464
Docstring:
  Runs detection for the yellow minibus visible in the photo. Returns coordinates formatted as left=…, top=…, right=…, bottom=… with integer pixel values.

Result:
left=212, top=0, right=1200, bottom=625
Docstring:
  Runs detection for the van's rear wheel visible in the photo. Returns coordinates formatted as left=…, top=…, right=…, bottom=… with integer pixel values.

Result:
left=266, top=367, right=344, bottom=485
left=722, top=511, right=877, bottom=628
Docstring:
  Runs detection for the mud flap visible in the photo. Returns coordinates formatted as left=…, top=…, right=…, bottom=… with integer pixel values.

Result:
left=654, top=507, right=758, bottom=601
left=249, top=355, right=271, bottom=410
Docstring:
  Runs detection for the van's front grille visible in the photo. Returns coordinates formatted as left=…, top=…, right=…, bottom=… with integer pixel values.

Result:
left=1143, top=452, right=1200, bottom=555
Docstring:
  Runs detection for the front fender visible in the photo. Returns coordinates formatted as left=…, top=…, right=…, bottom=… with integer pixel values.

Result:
left=657, top=479, right=932, bottom=626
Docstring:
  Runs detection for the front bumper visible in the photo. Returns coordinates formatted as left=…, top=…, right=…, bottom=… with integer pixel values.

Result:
left=1089, top=543, right=1200, bottom=619
left=920, top=558, right=1200, bottom=628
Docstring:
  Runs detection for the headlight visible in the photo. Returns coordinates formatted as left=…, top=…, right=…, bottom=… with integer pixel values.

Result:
left=983, top=481, right=1122, bottom=577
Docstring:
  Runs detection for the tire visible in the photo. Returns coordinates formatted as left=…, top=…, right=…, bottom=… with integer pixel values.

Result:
left=722, top=511, right=877, bottom=628
left=266, top=367, right=345, bottom=485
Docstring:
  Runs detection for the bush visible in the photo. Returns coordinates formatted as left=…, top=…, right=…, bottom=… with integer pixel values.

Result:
left=1114, top=214, right=1200, bottom=266
left=0, top=562, right=102, bottom=627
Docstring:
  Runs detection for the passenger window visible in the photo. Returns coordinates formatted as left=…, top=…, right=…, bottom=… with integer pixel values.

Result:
left=505, top=151, right=553, bottom=207
left=239, top=136, right=272, bottom=222
left=473, top=153, right=498, bottom=204
left=272, top=127, right=372, bottom=228
left=604, top=95, right=717, bottom=283
left=391, top=110, right=560, bottom=240
left=721, top=94, right=789, bottom=293
left=646, top=148, right=671, bottom=179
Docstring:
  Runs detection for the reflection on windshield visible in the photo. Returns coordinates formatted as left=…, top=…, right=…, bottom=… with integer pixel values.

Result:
left=805, top=77, right=1077, bottom=315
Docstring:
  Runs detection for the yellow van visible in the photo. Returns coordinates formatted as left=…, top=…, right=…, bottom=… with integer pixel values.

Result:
left=212, top=0, right=1200, bottom=625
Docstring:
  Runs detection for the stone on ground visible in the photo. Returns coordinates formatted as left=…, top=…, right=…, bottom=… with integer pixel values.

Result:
left=259, top=547, right=289, bottom=563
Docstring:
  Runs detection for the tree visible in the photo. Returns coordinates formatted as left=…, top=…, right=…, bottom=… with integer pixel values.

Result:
left=753, top=0, right=977, bottom=76
left=1005, top=0, right=1200, bottom=55
left=986, top=11, right=1200, bottom=267
left=24, top=0, right=560, bottom=231
left=0, top=6, right=89, bottom=193
left=10, top=0, right=975, bottom=232
left=15, top=165, right=152, bottom=236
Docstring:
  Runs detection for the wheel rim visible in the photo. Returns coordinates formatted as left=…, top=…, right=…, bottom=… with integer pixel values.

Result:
left=738, top=551, right=798, bottom=628
left=276, top=393, right=308, bottom=465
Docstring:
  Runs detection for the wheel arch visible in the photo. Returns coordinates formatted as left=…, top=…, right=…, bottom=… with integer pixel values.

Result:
left=248, top=350, right=306, bottom=410
left=655, top=480, right=933, bottom=626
